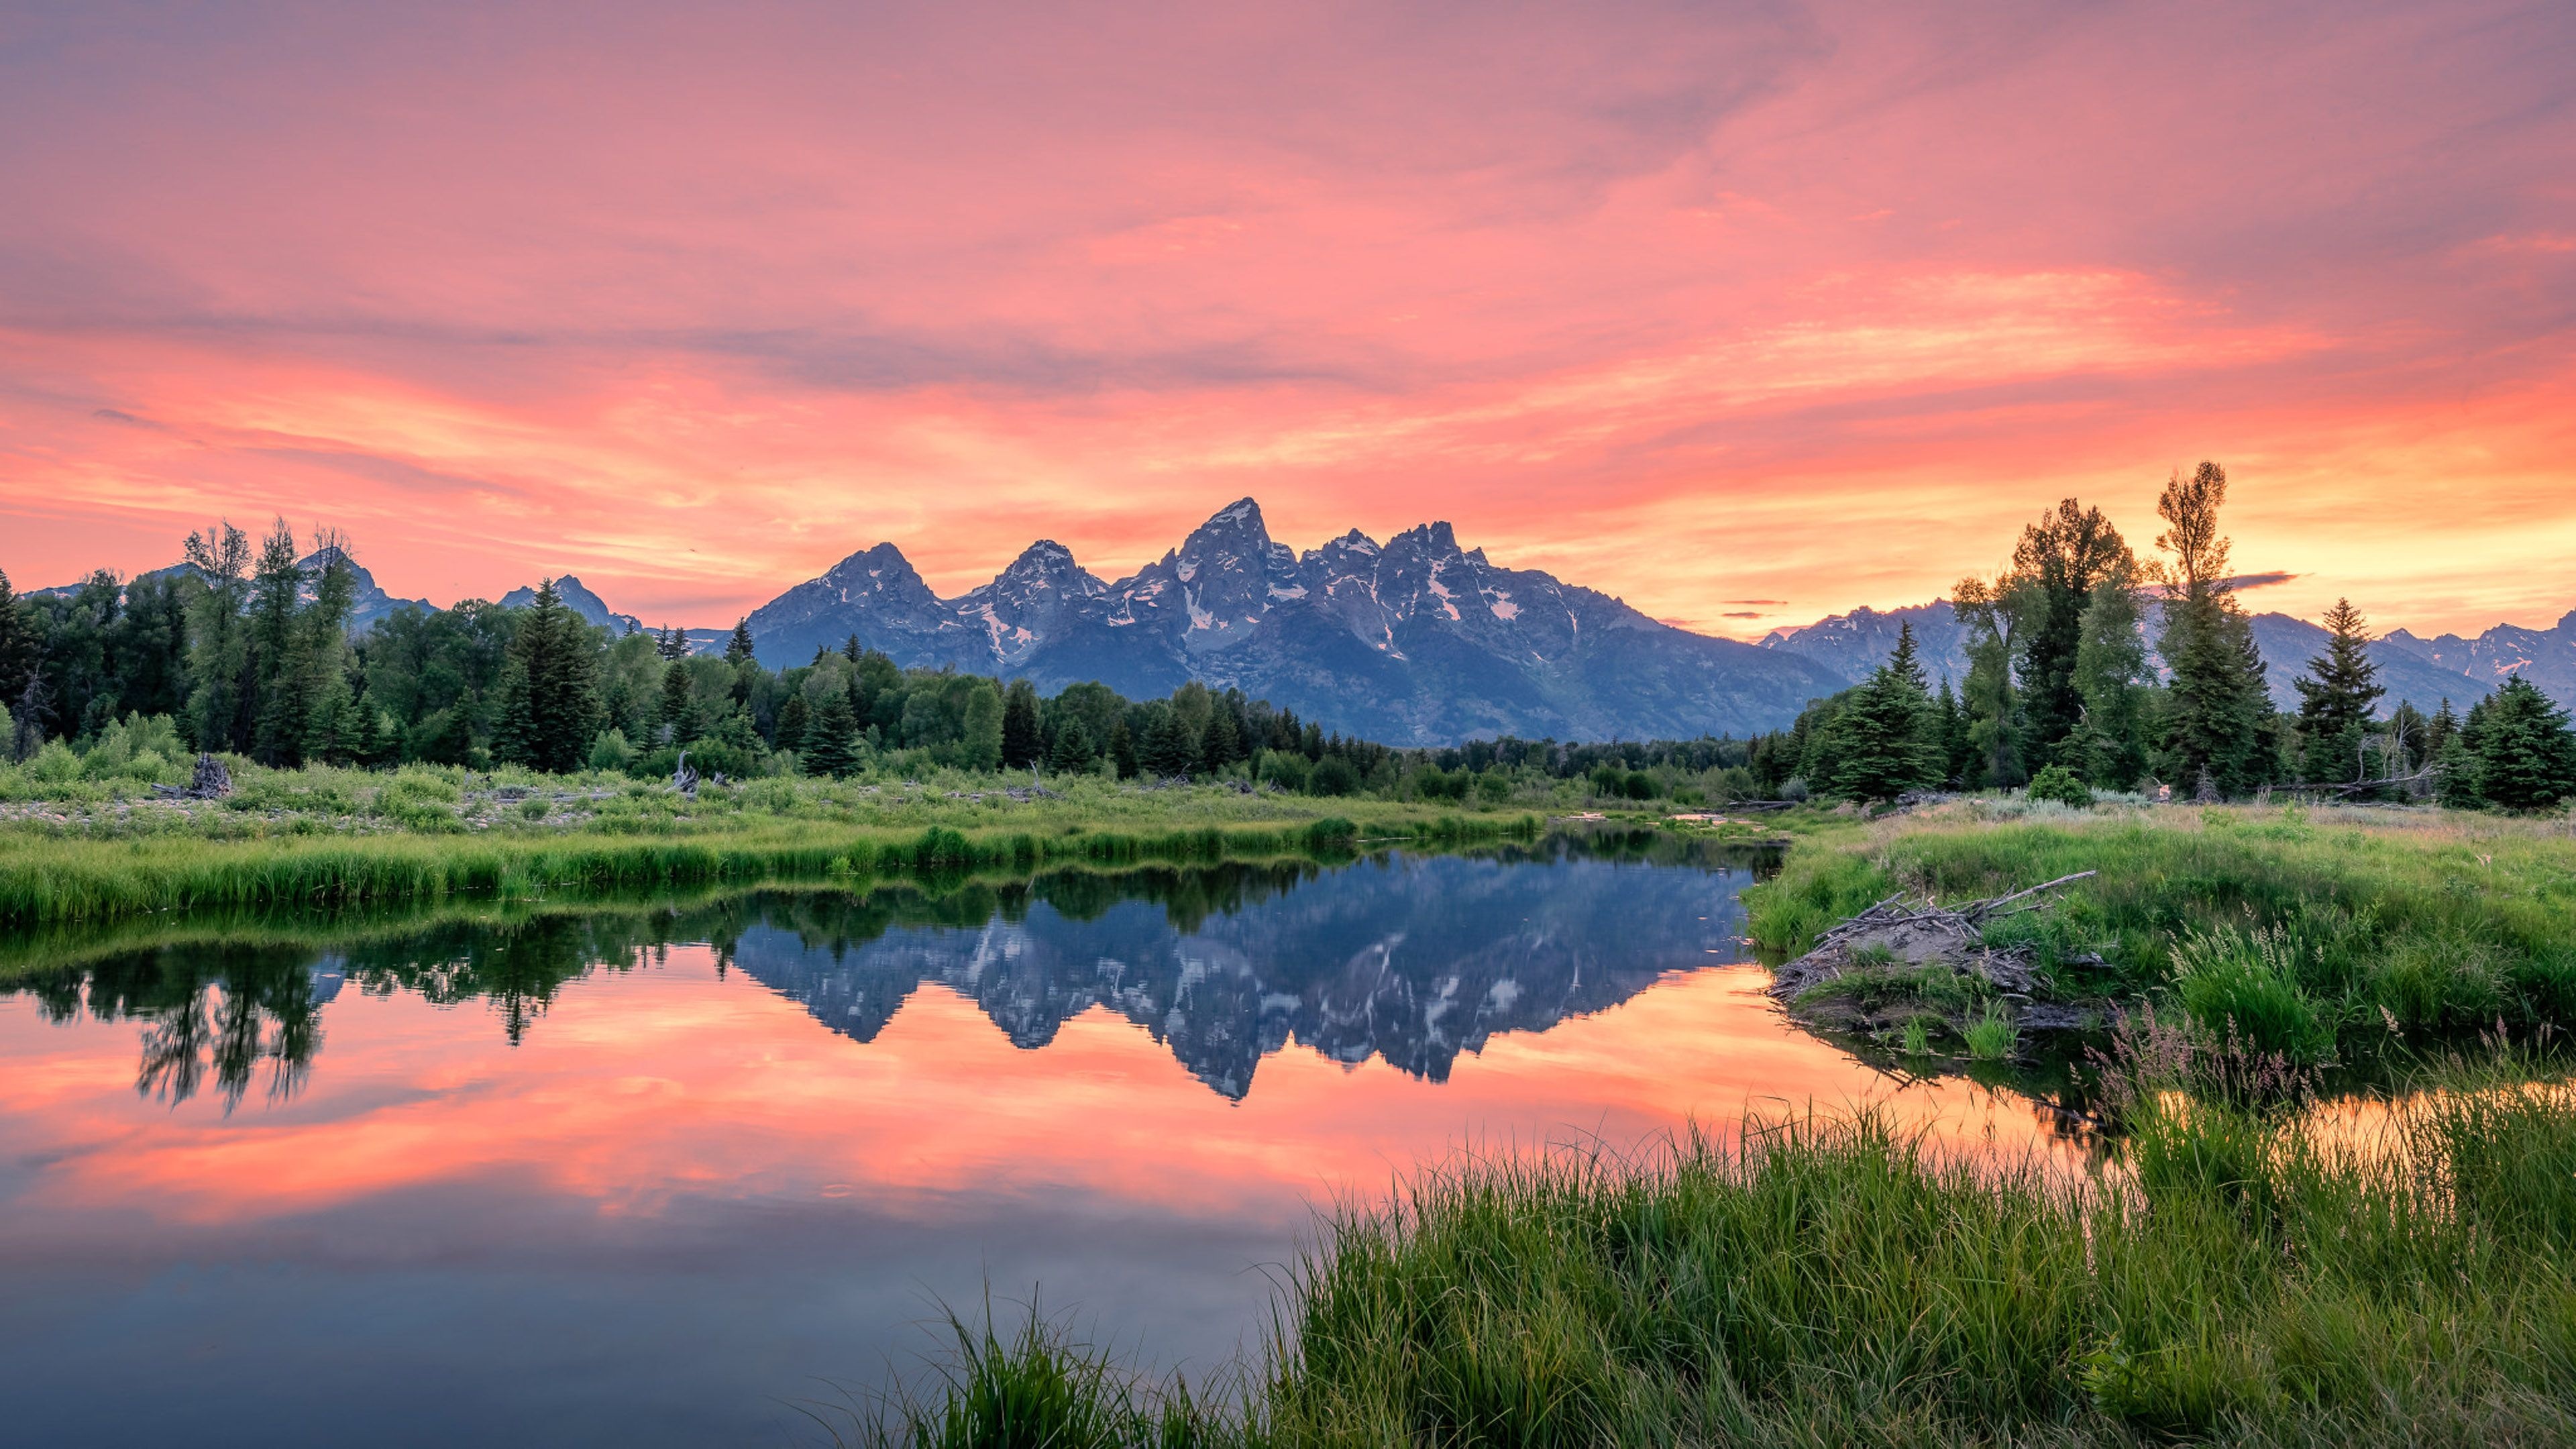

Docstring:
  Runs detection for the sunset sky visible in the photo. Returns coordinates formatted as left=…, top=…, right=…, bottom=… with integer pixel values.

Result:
left=2, top=1, right=2569, bottom=638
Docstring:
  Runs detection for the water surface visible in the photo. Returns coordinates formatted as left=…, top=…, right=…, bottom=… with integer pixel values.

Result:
left=0, top=839, right=2080, bottom=1446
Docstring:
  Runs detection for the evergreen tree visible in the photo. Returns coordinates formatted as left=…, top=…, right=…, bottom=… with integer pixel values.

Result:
left=1827, top=622, right=1939, bottom=802
left=775, top=694, right=810, bottom=755
left=0, top=568, right=39, bottom=722
left=800, top=692, right=859, bottom=777
left=1046, top=717, right=1096, bottom=773
left=1201, top=705, right=1242, bottom=773
left=655, top=627, right=688, bottom=661
left=2293, top=598, right=2383, bottom=784
left=2472, top=676, right=2576, bottom=811
left=1000, top=679, right=1042, bottom=769
left=247, top=521, right=309, bottom=766
left=1142, top=710, right=1197, bottom=778
left=723, top=618, right=755, bottom=663
left=182, top=521, right=255, bottom=753
left=2152, top=462, right=2270, bottom=796
left=1109, top=716, right=1138, bottom=779
left=1932, top=677, right=1972, bottom=788
left=491, top=579, right=603, bottom=773
left=658, top=656, right=696, bottom=744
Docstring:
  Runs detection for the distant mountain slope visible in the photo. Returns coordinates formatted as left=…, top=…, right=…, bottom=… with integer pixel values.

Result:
left=737, top=500, right=1843, bottom=745
left=497, top=576, right=645, bottom=637
left=1763, top=598, right=2555, bottom=714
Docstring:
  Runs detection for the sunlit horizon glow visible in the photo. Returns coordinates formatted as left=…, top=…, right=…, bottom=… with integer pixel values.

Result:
left=3, top=2, right=2570, bottom=639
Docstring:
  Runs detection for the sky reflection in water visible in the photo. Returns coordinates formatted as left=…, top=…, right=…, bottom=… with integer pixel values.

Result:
left=0, top=843, right=2083, bottom=1447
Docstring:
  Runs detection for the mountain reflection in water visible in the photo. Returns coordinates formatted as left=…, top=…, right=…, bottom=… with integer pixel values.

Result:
left=0, top=835, right=2104, bottom=1449
left=13, top=833, right=1768, bottom=1108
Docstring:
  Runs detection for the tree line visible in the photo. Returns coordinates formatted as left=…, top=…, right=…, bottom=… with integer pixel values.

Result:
left=1741, top=463, right=2576, bottom=810
left=0, top=522, right=1417, bottom=792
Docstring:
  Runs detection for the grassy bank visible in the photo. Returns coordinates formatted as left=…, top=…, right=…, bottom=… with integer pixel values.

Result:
left=839, top=1055, right=2576, bottom=1447
left=1742, top=801, right=2576, bottom=1061
left=0, top=798, right=1547, bottom=927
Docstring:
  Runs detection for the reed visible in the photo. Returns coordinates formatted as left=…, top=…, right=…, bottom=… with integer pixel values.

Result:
left=1745, top=802, right=2576, bottom=1050
left=855, top=1060, right=2576, bottom=1446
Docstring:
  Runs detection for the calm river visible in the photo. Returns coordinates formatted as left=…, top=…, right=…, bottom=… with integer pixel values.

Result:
left=0, top=836, right=2084, bottom=1446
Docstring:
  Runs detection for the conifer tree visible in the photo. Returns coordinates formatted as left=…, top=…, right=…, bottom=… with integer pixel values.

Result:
left=1142, top=710, right=1197, bottom=778
left=1827, top=623, right=1939, bottom=802
left=182, top=521, right=254, bottom=753
left=2471, top=676, right=2576, bottom=811
left=0, top=568, right=38, bottom=722
left=2294, top=598, right=2383, bottom=784
left=491, top=579, right=604, bottom=773
left=2152, top=462, right=2270, bottom=796
left=724, top=618, right=755, bottom=663
left=1109, top=716, right=1138, bottom=778
left=775, top=694, right=810, bottom=755
left=655, top=627, right=688, bottom=661
left=246, top=521, right=309, bottom=765
left=1000, top=679, right=1042, bottom=769
left=1046, top=717, right=1096, bottom=773
left=800, top=692, right=859, bottom=777
left=1201, top=705, right=1242, bottom=773
left=657, top=654, right=696, bottom=744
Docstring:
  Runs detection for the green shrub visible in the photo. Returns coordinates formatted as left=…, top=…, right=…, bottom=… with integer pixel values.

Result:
left=2027, top=764, right=2092, bottom=809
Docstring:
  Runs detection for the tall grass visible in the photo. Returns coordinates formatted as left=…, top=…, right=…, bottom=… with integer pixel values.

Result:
left=0, top=809, right=1542, bottom=926
left=1746, top=804, right=2576, bottom=1051
left=856, top=1061, right=2576, bottom=1446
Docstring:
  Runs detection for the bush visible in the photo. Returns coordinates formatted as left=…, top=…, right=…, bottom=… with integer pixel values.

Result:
left=586, top=728, right=637, bottom=774
left=2026, top=764, right=2092, bottom=808
left=1309, top=756, right=1360, bottom=797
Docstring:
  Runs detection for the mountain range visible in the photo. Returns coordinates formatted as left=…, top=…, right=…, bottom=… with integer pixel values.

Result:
left=723, top=498, right=1837, bottom=745
left=1762, top=600, right=2576, bottom=718
left=34, top=499, right=2575, bottom=741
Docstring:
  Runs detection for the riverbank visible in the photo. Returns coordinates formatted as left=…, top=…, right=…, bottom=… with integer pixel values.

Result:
left=848, top=1051, right=2576, bottom=1447
left=1742, top=800, right=2576, bottom=1068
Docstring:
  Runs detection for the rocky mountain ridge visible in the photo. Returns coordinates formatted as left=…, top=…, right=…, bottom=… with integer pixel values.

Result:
left=734, top=498, right=1840, bottom=745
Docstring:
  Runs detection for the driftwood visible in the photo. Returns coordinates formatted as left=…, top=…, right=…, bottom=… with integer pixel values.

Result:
left=672, top=750, right=700, bottom=799
left=152, top=753, right=235, bottom=800
left=1770, top=871, right=2099, bottom=1008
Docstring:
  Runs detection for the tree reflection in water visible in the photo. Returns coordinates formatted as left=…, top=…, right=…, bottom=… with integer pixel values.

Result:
left=7, top=832, right=1776, bottom=1108
left=26, top=946, right=326, bottom=1111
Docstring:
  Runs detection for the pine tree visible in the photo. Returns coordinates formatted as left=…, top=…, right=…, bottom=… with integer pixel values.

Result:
left=1046, top=717, right=1096, bottom=773
left=1138, top=709, right=1189, bottom=778
left=775, top=694, right=810, bottom=754
left=2294, top=598, right=2383, bottom=784
left=1109, top=717, right=1138, bottom=778
left=0, top=568, right=38, bottom=720
left=2153, top=462, right=2270, bottom=796
left=658, top=655, right=696, bottom=744
left=1827, top=622, right=1939, bottom=802
left=246, top=521, right=309, bottom=765
left=800, top=692, right=859, bottom=777
left=2472, top=676, right=2576, bottom=811
left=1201, top=705, right=1242, bottom=773
left=490, top=579, right=603, bottom=773
left=1932, top=677, right=1970, bottom=788
left=1000, top=680, right=1041, bottom=769
left=655, top=627, right=688, bottom=661
left=724, top=618, right=755, bottom=663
